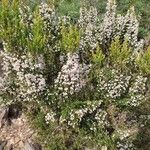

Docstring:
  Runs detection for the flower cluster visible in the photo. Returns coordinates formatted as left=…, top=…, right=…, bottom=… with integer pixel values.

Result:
left=78, top=6, right=98, bottom=28
left=39, top=3, right=72, bottom=53
left=80, top=22, right=97, bottom=51
left=79, top=7, right=98, bottom=52
left=54, top=52, right=91, bottom=98
left=45, top=111, right=56, bottom=124
left=99, top=0, right=117, bottom=44
left=123, top=7, right=144, bottom=52
left=97, top=69, right=131, bottom=99
left=116, top=129, right=135, bottom=150
left=117, top=140, right=135, bottom=150
left=39, top=3, right=56, bottom=25
left=39, top=3, right=62, bottom=52
left=96, top=69, right=148, bottom=107
left=0, top=48, right=46, bottom=105
left=79, top=0, right=144, bottom=52
left=128, top=75, right=147, bottom=106
left=19, top=5, right=33, bottom=26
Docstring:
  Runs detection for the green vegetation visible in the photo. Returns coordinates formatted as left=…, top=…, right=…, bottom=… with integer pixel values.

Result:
left=0, top=0, right=150, bottom=149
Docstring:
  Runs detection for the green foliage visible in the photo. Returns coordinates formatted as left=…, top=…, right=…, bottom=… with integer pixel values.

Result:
left=109, top=37, right=132, bottom=67
left=91, top=44, right=105, bottom=66
left=57, top=0, right=80, bottom=20
left=136, top=45, right=150, bottom=74
left=0, top=0, right=51, bottom=56
left=60, top=24, right=81, bottom=53
left=27, top=9, right=47, bottom=55
left=0, top=0, right=22, bottom=52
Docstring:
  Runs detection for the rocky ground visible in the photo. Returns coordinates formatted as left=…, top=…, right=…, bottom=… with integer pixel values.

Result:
left=0, top=105, right=42, bottom=150
left=0, top=44, right=42, bottom=150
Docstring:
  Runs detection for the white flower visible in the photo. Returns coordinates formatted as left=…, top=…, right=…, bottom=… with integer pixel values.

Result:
left=45, top=112, right=55, bottom=124
left=55, top=52, right=91, bottom=97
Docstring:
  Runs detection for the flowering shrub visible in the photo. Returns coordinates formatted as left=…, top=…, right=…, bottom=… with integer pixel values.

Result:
left=0, top=46, right=46, bottom=105
left=0, top=0, right=150, bottom=149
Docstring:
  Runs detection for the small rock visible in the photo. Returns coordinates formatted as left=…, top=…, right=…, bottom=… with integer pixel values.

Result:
left=0, top=107, right=9, bottom=128
left=23, top=141, right=35, bottom=150
left=0, top=140, right=7, bottom=150
left=23, top=140, right=41, bottom=150
left=7, top=144, right=13, bottom=150
left=32, top=143, right=42, bottom=150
